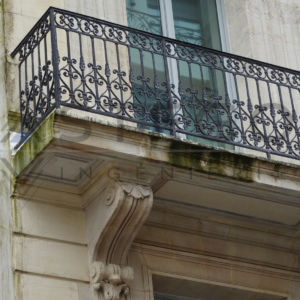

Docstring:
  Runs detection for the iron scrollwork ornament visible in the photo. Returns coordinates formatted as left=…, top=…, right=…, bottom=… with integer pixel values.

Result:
left=12, top=8, right=300, bottom=159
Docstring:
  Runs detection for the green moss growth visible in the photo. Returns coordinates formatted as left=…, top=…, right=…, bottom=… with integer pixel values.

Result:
left=11, top=196, right=17, bottom=227
left=8, top=110, right=21, bottom=132
left=14, top=272, right=21, bottom=289
left=162, top=138, right=255, bottom=182
left=12, top=110, right=55, bottom=177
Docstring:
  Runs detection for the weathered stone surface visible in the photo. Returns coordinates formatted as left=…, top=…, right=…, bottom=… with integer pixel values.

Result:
left=6, top=1, right=300, bottom=300
left=14, top=236, right=89, bottom=281
left=14, top=199, right=87, bottom=244
left=19, top=274, right=80, bottom=300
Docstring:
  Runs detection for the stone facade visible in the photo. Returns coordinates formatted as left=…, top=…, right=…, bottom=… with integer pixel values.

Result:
left=1, top=1, right=300, bottom=300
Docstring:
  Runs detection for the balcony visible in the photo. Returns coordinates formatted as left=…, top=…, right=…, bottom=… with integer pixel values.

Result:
left=11, top=7, right=300, bottom=160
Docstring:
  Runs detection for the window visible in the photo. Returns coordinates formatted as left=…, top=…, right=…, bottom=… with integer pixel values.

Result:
left=152, top=274, right=286, bottom=300
left=127, top=0, right=221, bottom=49
left=126, top=0, right=233, bottom=149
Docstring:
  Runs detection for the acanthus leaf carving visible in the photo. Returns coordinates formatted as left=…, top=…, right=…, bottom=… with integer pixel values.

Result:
left=119, top=181, right=152, bottom=200
left=91, top=262, right=134, bottom=300
left=104, top=181, right=151, bottom=206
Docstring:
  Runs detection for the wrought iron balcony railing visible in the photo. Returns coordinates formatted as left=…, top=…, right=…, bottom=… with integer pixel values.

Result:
left=11, top=7, right=300, bottom=160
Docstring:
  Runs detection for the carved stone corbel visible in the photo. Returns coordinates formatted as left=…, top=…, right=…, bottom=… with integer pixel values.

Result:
left=90, top=262, right=134, bottom=300
left=86, top=180, right=153, bottom=299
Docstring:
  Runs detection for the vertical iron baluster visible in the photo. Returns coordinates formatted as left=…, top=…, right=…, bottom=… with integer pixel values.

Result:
left=139, top=47, right=149, bottom=122
left=276, top=84, right=292, bottom=154
left=31, top=51, right=37, bottom=125
left=78, top=33, right=87, bottom=107
left=127, top=44, right=135, bottom=118
left=233, top=74, right=246, bottom=144
left=37, top=42, right=43, bottom=117
left=66, top=31, right=75, bottom=104
left=151, top=51, right=161, bottom=124
left=199, top=63, right=211, bottom=137
left=24, top=59, right=30, bottom=130
left=103, top=40, right=113, bottom=113
left=255, top=79, right=270, bottom=159
left=187, top=62, right=199, bottom=134
left=176, top=58, right=185, bottom=130
left=151, top=52, right=157, bottom=84
left=19, top=65, right=24, bottom=138
left=210, top=67, right=223, bottom=139
left=91, top=37, right=100, bottom=110
left=50, top=8, right=61, bottom=109
left=266, top=82, right=281, bottom=152
left=162, top=38, right=176, bottom=136
left=289, top=87, right=300, bottom=154
left=221, top=69, right=234, bottom=141
left=199, top=63, right=206, bottom=107
left=115, top=44, right=125, bottom=116
left=244, top=76, right=257, bottom=146
left=43, top=36, right=50, bottom=110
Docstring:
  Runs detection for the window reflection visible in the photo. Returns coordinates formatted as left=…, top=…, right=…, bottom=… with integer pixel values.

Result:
left=172, top=0, right=222, bottom=50
left=125, top=0, right=233, bottom=149
left=126, top=0, right=162, bottom=35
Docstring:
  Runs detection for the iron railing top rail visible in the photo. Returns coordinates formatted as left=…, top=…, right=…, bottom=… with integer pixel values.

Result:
left=11, top=8, right=51, bottom=59
left=11, top=7, right=300, bottom=78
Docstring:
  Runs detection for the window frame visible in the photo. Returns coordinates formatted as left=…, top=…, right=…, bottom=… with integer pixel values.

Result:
left=158, top=0, right=241, bottom=150
left=126, top=0, right=243, bottom=152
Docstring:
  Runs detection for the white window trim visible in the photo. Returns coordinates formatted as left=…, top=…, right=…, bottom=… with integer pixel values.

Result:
left=159, top=0, right=177, bottom=88
left=159, top=0, right=175, bottom=38
left=161, top=0, right=232, bottom=50
left=159, top=0, right=187, bottom=138
left=216, top=0, right=244, bottom=153
left=216, top=0, right=232, bottom=54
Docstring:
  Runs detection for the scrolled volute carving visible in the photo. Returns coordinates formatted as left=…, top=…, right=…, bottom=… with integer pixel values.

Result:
left=104, top=185, right=118, bottom=206
left=91, top=261, right=134, bottom=300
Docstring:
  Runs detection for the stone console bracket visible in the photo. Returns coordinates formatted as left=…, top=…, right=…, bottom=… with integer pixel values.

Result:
left=86, top=181, right=153, bottom=299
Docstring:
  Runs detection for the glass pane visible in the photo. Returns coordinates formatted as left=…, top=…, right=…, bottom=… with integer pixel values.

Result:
left=153, top=275, right=284, bottom=300
left=126, top=0, right=162, bottom=35
left=171, top=0, right=232, bottom=149
left=171, top=0, right=222, bottom=50
left=126, top=0, right=170, bottom=134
